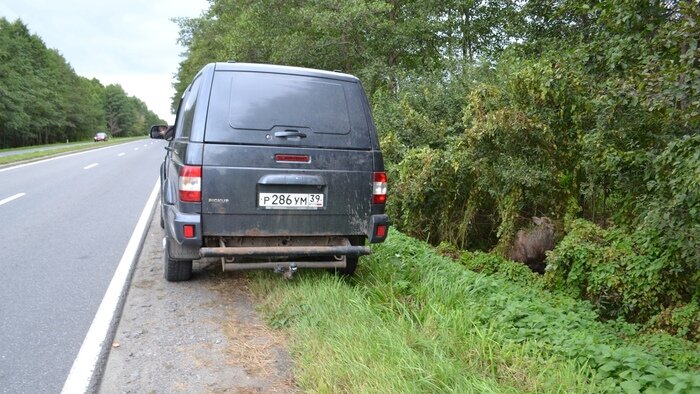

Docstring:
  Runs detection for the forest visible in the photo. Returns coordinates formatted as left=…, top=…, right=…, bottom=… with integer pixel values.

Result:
left=173, top=0, right=698, bottom=341
left=0, top=18, right=164, bottom=149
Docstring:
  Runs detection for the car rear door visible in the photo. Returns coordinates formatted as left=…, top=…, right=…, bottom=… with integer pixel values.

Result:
left=200, top=70, right=375, bottom=237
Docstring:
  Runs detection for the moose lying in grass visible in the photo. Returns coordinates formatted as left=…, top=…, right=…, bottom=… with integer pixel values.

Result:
left=510, top=216, right=555, bottom=273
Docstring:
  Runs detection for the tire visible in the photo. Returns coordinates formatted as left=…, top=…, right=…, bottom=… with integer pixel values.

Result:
left=333, top=236, right=364, bottom=276
left=163, top=236, right=192, bottom=282
left=336, top=256, right=358, bottom=276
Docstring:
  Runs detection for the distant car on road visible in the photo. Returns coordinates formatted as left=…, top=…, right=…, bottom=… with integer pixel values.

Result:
left=94, top=132, right=109, bottom=142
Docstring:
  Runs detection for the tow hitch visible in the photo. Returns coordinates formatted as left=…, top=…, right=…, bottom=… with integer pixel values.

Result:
left=219, top=257, right=347, bottom=275
left=274, top=262, right=298, bottom=279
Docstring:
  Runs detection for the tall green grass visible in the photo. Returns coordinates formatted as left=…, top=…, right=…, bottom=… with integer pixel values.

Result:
left=0, top=137, right=146, bottom=165
left=249, top=232, right=700, bottom=393
left=0, top=141, right=91, bottom=153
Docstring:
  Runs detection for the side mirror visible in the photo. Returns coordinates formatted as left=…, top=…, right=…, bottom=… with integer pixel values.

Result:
left=150, top=124, right=173, bottom=140
left=150, top=124, right=166, bottom=139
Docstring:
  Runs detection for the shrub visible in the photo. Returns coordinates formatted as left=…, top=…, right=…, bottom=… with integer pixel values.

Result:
left=647, top=303, right=700, bottom=343
left=636, top=134, right=700, bottom=300
left=387, top=144, right=483, bottom=249
left=546, top=219, right=691, bottom=324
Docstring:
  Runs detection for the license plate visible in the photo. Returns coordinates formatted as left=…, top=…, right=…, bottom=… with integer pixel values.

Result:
left=258, top=193, right=324, bottom=209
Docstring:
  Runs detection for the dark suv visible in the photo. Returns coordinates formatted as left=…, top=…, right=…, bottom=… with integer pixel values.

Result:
left=151, top=62, right=389, bottom=281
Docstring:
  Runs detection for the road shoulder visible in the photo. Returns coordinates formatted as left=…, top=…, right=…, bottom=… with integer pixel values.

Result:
left=99, top=214, right=295, bottom=393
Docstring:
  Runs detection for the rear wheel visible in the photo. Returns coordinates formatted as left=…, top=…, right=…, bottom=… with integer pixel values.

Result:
left=333, top=236, right=363, bottom=276
left=163, top=236, right=192, bottom=282
left=336, top=256, right=358, bottom=276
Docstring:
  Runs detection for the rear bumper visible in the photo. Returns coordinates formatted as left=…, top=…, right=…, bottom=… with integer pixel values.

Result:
left=200, top=212, right=389, bottom=242
left=201, top=243, right=370, bottom=258
left=166, top=206, right=201, bottom=246
left=368, top=214, right=389, bottom=243
left=201, top=236, right=369, bottom=259
left=202, top=212, right=367, bottom=237
left=164, top=204, right=201, bottom=259
left=165, top=204, right=388, bottom=260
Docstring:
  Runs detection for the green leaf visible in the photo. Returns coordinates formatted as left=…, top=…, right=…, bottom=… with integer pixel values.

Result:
left=599, top=360, right=621, bottom=373
left=620, top=380, right=642, bottom=393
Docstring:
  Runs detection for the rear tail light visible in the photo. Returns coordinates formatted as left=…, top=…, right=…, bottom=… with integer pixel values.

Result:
left=183, top=225, right=195, bottom=238
left=275, top=154, right=310, bottom=163
left=372, top=172, right=387, bottom=204
left=179, top=165, right=202, bottom=202
left=375, top=224, right=387, bottom=238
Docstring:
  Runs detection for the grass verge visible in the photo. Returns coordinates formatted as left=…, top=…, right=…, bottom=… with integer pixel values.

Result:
left=248, top=231, right=700, bottom=393
left=0, top=137, right=146, bottom=165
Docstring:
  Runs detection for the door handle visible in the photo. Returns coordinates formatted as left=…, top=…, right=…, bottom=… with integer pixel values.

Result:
left=274, top=130, right=307, bottom=139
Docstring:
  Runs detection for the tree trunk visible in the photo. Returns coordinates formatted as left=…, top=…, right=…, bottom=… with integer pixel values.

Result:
left=461, top=6, right=473, bottom=62
left=387, top=0, right=399, bottom=94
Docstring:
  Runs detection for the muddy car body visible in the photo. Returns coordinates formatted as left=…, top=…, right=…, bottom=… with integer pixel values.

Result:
left=152, top=62, right=389, bottom=281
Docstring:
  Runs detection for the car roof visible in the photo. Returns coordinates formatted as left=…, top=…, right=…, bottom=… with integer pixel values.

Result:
left=211, top=62, right=359, bottom=83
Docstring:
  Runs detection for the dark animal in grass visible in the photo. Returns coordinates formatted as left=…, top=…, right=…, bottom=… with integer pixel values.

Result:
left=510, top=216, right=555, bottom=273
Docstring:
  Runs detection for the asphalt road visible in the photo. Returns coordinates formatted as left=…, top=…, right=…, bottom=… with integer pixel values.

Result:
left=0, top=138, right=166, bottom=393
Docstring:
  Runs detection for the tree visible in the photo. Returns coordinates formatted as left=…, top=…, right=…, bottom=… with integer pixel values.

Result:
left=104, top=84, right=132, bottom=136
left=0, top=17, right=163, bottom=147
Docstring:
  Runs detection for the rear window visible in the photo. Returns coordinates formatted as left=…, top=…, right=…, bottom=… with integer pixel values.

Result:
left=229, top=73, right=351, bottom=135
left=204, top=71, right=372, bottom=149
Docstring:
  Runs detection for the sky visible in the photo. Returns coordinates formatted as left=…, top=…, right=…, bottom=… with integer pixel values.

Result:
left=0, top=0, right=210, bottom=123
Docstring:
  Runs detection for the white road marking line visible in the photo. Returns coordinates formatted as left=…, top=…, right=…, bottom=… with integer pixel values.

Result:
left=0, top=192, right=26, bottom=206
left=143, top=144, right=147, bottom=147
left=83, top=163, right=99, bottom=170
left=134, top=148, right=139, bottom=151
left=62, top=180, right=160, bottom=394
left=117, top=153, right=126, bottom=157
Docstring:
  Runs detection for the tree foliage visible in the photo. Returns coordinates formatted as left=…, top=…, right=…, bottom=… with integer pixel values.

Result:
left=0, top=18, right=164, bottom=148
left=173, top=0, right=700, bottom=336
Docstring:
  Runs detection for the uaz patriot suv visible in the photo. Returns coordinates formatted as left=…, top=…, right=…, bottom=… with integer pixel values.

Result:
left=151, top=62, right=389, bottom=281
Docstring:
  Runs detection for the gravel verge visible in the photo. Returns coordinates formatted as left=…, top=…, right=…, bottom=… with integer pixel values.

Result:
left=99, top=214, right=296, bottom=393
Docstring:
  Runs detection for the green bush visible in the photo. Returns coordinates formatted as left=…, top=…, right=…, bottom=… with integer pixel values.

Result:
left=387, top=144, right=484, bottom=249
left=636, top=134, right=700, bottom=299
left=647, top=303, right=700, bottom=343
left=386, top=52, right=594, bottom=253
left=546, top=219, right=692, bottom=324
